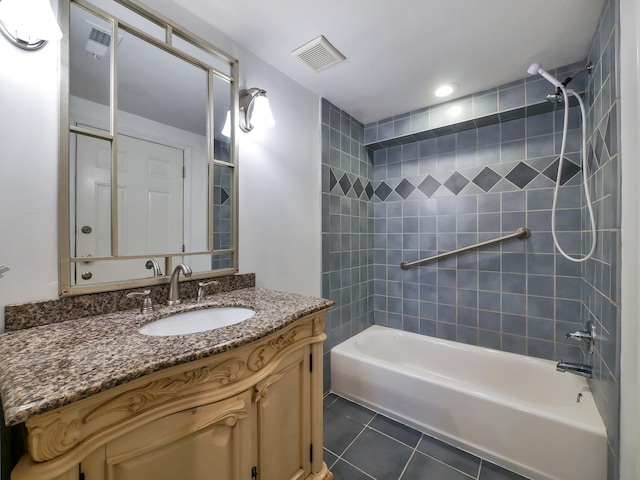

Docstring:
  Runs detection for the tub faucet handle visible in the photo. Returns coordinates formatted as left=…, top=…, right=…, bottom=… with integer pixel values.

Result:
left=126, top=289, right=153, bottom=314
left=564, top=321, right=595, bottom=354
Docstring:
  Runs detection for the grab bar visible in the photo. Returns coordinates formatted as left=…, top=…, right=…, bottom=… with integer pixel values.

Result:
left=400, top=227, right=531, bottom=270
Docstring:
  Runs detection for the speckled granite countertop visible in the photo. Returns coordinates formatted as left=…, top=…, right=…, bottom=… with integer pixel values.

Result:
left=0, top=287, right=333, bottom=426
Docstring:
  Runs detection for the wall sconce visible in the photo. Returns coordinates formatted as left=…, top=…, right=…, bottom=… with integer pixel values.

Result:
left=0, top=0, right=62, bottom=51
left=239, top=88, right=275, bottom=133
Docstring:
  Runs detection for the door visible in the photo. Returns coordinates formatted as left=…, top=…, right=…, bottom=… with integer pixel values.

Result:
left=104, top=393, right=252, bottom=480
left=254, top=349, right=311, bottom=480
left=74, top=133, right=184, bottom=284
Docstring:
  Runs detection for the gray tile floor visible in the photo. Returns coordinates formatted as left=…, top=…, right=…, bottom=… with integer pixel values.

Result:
left=323, top=394, right=530, bottom=480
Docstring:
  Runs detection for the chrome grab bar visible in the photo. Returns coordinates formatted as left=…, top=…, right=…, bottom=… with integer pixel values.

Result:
left=400, top=227, right=531, bottom=270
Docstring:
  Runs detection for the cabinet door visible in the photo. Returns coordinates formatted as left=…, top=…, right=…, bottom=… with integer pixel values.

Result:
left=103, top=393, right=252, bottom=480
left=254, top=348, right=311, bottom=480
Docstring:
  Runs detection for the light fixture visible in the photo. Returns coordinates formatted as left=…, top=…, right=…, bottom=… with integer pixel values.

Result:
left=239, top=88, right=275, bottom=133
left=435, top=83, right=459, bottom=98
left=0, top=0, right=62, bottom=51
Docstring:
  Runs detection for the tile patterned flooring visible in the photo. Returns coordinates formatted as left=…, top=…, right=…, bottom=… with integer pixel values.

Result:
left=323, top=394, right=530, bottom=480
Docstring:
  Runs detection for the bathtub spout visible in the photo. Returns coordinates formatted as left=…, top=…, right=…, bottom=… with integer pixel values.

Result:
left=556, top=361, right=593, bottom=378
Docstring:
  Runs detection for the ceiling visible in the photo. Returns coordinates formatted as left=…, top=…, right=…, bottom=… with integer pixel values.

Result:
left=173, top=0, right=606, bottom=124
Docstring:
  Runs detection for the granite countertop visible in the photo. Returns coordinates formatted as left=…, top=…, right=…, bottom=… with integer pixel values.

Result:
left=0, top=287, right=333, bottom=426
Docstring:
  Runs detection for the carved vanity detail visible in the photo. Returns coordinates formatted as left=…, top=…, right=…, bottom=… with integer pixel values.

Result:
left=10, top=312, right=332, bottom=480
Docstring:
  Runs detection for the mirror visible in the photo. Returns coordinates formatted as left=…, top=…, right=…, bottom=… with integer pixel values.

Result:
left=59, top=0, right=238, bottom=294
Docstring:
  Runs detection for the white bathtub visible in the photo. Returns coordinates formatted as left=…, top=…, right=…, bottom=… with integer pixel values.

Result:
left=331, top=325, right=607, bottom=480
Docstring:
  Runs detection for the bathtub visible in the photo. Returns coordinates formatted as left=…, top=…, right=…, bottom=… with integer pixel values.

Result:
left=331, top=326, right=607, bottom=480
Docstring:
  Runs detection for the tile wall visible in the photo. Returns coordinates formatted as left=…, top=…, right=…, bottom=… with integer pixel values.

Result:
left=582, top=0, right=621, bottom=477
left=370, top=108, right=586, bottom=362
left=321, top=99, right=375, bottom=392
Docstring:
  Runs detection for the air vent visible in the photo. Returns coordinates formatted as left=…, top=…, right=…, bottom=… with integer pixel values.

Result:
left=89, top=28, right=111, bottom=47
left=79, top=20, right=121, bottom=60
left=85, top=26, right=111, bottom=59
left=292, top=35, right=346, bottom=72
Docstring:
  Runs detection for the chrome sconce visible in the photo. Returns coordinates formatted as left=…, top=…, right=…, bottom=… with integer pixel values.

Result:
left=238, top=88, right=275, bottom=133
left=0, top=0, right=62, bottom=51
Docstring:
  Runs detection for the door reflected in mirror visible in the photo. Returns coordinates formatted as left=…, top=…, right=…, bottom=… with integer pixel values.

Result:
left=61, top=0, right=237, bottom=292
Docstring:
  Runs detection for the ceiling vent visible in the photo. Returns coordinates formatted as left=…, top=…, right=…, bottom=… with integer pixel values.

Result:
left=292, top=35, right=345, bottom=72
left=86, top=27, right=111, bottom=58
left=79, top=20, right=122, bottom=60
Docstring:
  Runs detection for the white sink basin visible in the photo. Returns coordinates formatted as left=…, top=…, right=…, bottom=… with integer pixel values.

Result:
left=138, top=307, right=255, bottom=336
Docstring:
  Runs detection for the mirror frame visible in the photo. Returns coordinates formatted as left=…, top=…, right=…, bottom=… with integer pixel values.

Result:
left=58, top=0, right=240, bottom=296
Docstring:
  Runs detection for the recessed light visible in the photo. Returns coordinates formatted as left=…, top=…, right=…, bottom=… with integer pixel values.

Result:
left=435, top=83, right=459, bottom=98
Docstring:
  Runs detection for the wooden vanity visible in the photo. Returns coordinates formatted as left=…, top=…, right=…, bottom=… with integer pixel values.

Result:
left=1, top=288, right=333, bottom=480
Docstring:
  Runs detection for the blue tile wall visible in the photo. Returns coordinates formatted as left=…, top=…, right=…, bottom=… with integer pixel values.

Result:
left=321, top=99, right=375, bottom=392
left=370, top=106, right=585, bottom=363
left=582, top=0, right=621, bottom=477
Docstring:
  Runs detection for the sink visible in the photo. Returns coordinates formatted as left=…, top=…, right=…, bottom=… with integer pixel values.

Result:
left=138, top=307, right=255, bottom=336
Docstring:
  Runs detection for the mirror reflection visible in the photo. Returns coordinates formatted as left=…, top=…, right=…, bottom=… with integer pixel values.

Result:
left=62, top=0, right=236, bottom=291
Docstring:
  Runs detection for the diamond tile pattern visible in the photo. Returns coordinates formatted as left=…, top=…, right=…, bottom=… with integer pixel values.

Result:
left=472, top=167, right=502, bottom=192
left=505, top=162, right=539, bottom=189
left=375, top=182, right=393, bottom=201
left=365, top=182, right=374, bottom=200
left=594, top=130, right=604, bottom=167
left=542, top=157, right=582, bottom=185
left=329, top=158, right=578, bottom=201
left=353, top=178, right=364, bottom=198
left=418, top=176, right=441, bottom=197
left=329, top=169, right=337, bottom=192
left=395, top=179, right=415, bottom=199
left=339, top=173, right=352, bottom=195
left=443, top=172, right=470, bottom=195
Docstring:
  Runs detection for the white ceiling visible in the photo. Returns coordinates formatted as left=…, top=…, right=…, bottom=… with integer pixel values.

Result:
left=173, top=0, right=606, bottom=124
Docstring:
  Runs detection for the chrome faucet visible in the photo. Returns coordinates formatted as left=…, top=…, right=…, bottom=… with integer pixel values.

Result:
left=566, top=330, right=592, bottom=341
left=565, top=321, right=595, bottom=354
left=556, top=361, right=593, bottom=378
left=167, top=264, right=192, bottom=306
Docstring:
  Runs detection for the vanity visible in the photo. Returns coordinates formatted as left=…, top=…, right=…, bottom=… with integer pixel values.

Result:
left=0, top=284, right=334, bottom=480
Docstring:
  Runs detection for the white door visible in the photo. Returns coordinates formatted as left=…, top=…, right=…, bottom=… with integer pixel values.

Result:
left=75, top=134, right=184, bottom=284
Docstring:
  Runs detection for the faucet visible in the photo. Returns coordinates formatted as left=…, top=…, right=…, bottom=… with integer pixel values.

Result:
left=565, top=321, right=595, bottom=354
left=145, top=259, right=163, bottom=277
left=556, top=361, right=593, bottom=378
left=167, top=264, right=192, bottom=306
left=197, top=280, right=220, bottom=302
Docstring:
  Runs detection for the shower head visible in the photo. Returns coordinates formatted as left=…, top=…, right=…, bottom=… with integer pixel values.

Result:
left=527, top=62, right=564, bottom=89
left=527, top=62, right=542, bottom=75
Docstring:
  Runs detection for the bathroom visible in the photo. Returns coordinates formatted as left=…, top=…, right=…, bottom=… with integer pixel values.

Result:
left=0, top=0, right=638, bottom=479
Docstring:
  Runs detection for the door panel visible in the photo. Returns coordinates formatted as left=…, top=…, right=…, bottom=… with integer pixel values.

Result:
left=255, top=350, right=311, bottom=480
left=105, top=394, right=251, bottom=480
left=74, top=134, right=184, bottom=284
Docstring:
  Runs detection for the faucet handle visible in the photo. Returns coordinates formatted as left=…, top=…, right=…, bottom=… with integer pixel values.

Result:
left=125, top=289, right=153, bottom=314
left=197, top=280, right=220, bottom=302
left=145, top=259, right=163, bottom=276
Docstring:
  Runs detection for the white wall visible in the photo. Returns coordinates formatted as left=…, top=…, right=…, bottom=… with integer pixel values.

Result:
left=0, top=0, right=322, bottom=330
left=0, top=6, right=61, bottom=329
left=619, top=0, right=640, bottom=476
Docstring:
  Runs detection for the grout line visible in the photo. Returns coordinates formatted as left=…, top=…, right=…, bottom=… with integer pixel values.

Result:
left=395, top=432, right=422, bottom=480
